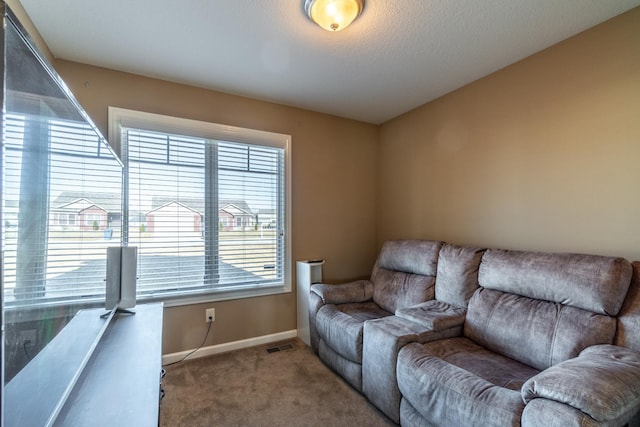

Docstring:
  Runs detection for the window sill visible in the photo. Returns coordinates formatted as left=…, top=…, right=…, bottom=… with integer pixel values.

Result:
left=3, top=282, right=291, bottom=316
left=147, top=282, right=292, bottom=307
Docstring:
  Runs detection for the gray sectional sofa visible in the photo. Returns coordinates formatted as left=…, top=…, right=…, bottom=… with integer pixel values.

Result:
left=308, top=240, right=640, bottom=427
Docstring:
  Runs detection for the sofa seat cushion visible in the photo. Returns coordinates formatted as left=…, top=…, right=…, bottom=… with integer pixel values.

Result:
left=397, top=341, right=528, bottom=427
left=422, top=337, right=539, bottom=390
left=316, top=302, right=391, bottom=363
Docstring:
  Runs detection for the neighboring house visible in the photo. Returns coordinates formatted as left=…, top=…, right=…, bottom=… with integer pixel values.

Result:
left=255, top=208, right=277, bottom=229
left=53, top=199, right=108, bottom=231
left=129, top=210, right=147, bottom=230
left=145, top=201, right=202, bottom=234
left=51, top=192, right=122, bottom=231
left=51, top=193, right=263, bottom=233
left=147, top=197, right=257, bottom=233
left=219, top=203, right=256, bottom=231
left=218, top=200, right=257, bottom=231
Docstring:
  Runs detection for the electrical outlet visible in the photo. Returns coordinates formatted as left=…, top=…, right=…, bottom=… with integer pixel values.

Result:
left=18, top=329, right=36, bottom=347
left=205, top=308, right=215, bottom=323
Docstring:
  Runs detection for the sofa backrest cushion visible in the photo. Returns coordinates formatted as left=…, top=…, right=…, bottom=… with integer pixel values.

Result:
left=478, top=249, right=632, bottom=316
left=376, top=240, right=442, bottom=276
left=436, top=244, right=485, bottom=308
left=464, top=288, right=617, bottom=370
left=372, top=269, right=436, bottom=314
left=615, top=261, right=640, bottom=352
left=371, top=240, right=442, bottom=313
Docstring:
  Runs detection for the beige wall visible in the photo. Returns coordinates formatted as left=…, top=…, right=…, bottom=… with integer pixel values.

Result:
left=53, top=61, right=379, bottom=354
left=379, top=7, right=640, bottom=261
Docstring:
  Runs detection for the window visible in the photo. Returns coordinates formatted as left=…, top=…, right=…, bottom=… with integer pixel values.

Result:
left=110, top=108, right=291, bottom=304
left=57, top=213, right=77, bottom=226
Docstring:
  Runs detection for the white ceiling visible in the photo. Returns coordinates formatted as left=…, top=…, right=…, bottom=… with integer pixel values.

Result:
left=18, top=0, right=640, bottom=124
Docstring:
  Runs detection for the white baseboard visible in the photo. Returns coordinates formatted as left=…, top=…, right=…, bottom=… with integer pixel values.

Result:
left=162, top=329, right=298, bottom=365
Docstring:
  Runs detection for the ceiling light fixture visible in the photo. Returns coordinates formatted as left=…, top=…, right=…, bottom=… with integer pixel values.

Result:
left=304, top=0, right=364, bottom=32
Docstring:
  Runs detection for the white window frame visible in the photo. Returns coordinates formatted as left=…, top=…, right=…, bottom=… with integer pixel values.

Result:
left=108, top=107, right=292, bottom=306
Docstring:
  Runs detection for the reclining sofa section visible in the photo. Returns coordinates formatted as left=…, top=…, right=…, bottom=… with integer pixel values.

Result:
left=309, top=240, right=443, bottom=391
left=308, top=240, right=640, bottom=427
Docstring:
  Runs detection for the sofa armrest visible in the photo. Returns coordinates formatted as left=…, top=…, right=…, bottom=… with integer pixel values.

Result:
left=395, top=300, right=466, bottom=331
left=521, top=344, right=640, bottom=422
left=310, top=280, right=373, bottom=305
left=362, top=315, right=463, bottom=423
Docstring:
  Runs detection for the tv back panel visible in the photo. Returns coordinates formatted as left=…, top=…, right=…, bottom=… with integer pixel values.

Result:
left=120, top=247, right=137, bottom=309
left=105, top=247, right=122, bottom=310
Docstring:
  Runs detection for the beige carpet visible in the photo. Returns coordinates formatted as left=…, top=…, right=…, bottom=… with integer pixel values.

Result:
left=160, top=338, right=396, bottom=426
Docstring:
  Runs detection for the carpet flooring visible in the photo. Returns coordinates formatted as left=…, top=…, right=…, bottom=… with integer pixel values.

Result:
left=160, top=338, right=396, bottom=426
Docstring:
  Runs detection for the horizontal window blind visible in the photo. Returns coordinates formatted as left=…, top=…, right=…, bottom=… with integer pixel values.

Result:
left=126, top=130, right=206, bottom=296
left=2, top=114, right=122, bottom=307
left=217, top=141, right=284, bottom=285
left=124, top=127, right=285, bottom=300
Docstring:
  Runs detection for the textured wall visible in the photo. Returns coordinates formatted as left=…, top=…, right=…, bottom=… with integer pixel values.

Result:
left=378, top=8, right=640, bottom=261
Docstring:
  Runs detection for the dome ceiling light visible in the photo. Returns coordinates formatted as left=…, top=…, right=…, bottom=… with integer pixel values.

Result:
left=304, top=0, right=365, bottom=32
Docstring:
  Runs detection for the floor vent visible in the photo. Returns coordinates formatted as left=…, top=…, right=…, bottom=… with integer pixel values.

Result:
left=266, top=343, right=295, bottom=353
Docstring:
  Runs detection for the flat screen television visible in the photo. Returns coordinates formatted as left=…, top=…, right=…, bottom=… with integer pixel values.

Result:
left=1, top=3, right=127, bottom=425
